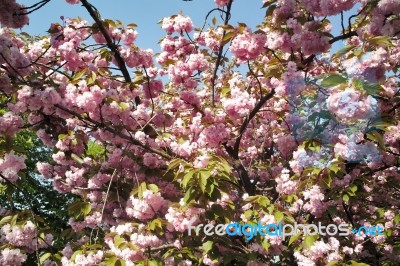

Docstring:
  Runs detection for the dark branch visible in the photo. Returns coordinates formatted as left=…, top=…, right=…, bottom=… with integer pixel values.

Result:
left=210, top=0, right=233, bottom=105
left=80, top=0, right=140, bottom=106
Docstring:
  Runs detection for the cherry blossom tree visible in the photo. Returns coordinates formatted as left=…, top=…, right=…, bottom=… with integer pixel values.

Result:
left=1, top=0, right=400, bottom=265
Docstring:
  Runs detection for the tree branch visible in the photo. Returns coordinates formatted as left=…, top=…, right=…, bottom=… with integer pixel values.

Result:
left=210, top=0, right=233, bottom=105
left=224, top=89, right=275, bottom=196
left=80, top=0, right=140, bottom=106
left=54, top=104, right=173, bottom=160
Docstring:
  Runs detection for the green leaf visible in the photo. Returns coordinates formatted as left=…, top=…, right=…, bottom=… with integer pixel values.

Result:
left=71, top=153, right=85, bottom=165
left=181, top=170, right=196, bottom=188
left=329, top=163, right=341, bottom=174
left=262, top=238, right=270, bottom=250
left=115, top=259, right=126, bottom=266
left=183, top=187, right=196, bottom=204
left=87, top=71, right=97, bottom=85
left=332, top=45, right=355, bottom=60
left=349, top=184, right=358, bottom=193
left=203, top=240, right=213, bottom=253
left=220, top=87, right=230, bottom=97
left=0, top=184, right=6, bottom=194
left=288, top=232, right=302, bottom=246
left=222, top=32, right=235, bottom=46
left=199, top=171, right=211, bottom=192
left=257, top=196, right=270, bottom=207
left=394, top=214, right=400, bottom=224
left=274, top=211, right=284, bottom=222
left=147, top=184, right=159, bottom=193
left=104, top=255, right=118, bottom=266
left=166, top=158, right=182, bottom=172
left=369, top=36, right=393, bottom=47
left=138, top=182, right=147, bottom=199
left=148, top=260, right=162, bottom=266
left=114, top=235, right=127, bottom=249
left=303, top=235, right=315, bottom=250
left=40, top=252, right=52, bottom=264
left=342, top=194, right=350, bottom=202
left=366, top=131, right=386, bottom=150
left=353, top=49, right=363, bottom=57
left=68, top=201, right=91, bottom=219
left=326, top=261, right=339, bottom=266
left=321, top=74, right=347, bottom=88
left=349, top=260, right=370, bottom=266
left=72, top=69, right=86, bottom=82
left=0, top=215, right=13, bottom=228
left=58, top=134, right=68, bottom=140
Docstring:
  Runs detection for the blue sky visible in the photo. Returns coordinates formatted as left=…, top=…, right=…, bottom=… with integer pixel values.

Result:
left=19, top=0, right=266, bottom=51
left=18, top=0, right=357, bottom=53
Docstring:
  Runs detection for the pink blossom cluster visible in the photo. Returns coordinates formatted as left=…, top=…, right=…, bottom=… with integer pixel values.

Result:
left=61, top=250, right=103, bottom=266
left=104, top=236, right=143, bottom=262
left=0, top=73, right=12, bottom=94
left=0, top=153, right=26, bottom=183
left=289, top=147, right=332, bottom=173
left=0, top=248, right=27, bottom=266
left=0, top=220, right=52, bottom=254
left=159, top=36, right=195, bottom=61
left=0, top=112, right=23, bottom=136
left=0, top=0, right=29, bottom=28
left=343, top=48, right=388, bottom=83
left=130, top=232, right=162, bottom=249
left=334, top=134, right=381, bottom=164
left=229, top=29, right=267, bottom=61
left=194, top=28, right=224, bottom=51
left=275, top=168, right=299, bottom=194
left=65, top=0, right=81, bottom=4
left=221, top=85, right=256, bottom=120
left=0, top=30, right=31, bottom=76
left=285, top=19, right=331, bottom=55
left=326, top=87, right=378, bottom=124
left=294, top=237, right=342, bottom=265
left=126, top=189, right=167, bottom=220
left=142, top=79, right=163, bottom=99
left=118, top=47, right=153, bottom=68
left=299, top=0, right=357, bottom=17
left=166, top=53, right=209, bottom=88
left=162, top=14, right=194, bottom=35
left=165, top=205, right=205, bottom=232
left=360, top=0, right=400, bottom=36
left=0, top=0, right=399, bottom=265
left=214, top=0, right=230, bottom=7
left=302, top=185, right=327, bottom=217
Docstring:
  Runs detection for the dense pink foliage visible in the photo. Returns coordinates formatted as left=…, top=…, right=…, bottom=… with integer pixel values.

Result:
left=0, top=0, right=400, bottom=265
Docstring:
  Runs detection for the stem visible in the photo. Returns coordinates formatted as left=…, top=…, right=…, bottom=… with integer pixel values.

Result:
left=80, top=0, right=140, bottom=106
left=210, top=0, right=233, bottom=105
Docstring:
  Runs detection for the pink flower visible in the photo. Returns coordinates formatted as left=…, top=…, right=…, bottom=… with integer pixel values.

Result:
left=162, top=14, right=194, bottom=34
left=0, top=248, right=27, bottom=266
left=229, top=29, right=266, bottom=61
left=214, top=0, right=230, bottom=7
left=65, top=0, right=80, bottom=4
left=276, top=168, right=299, bottom=194
left=302, top=185, right=327, bottom=217
left=327, top=87, right=378, bottom=124
left=0, top=1, right=29, bottom=28
left=0, top=153, right=26, bottom=183
left=300, top=0, right=357, bottom=16
left=0, top=112, right=23, bottom=136
left=126, top=190, right=166, bottom=220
